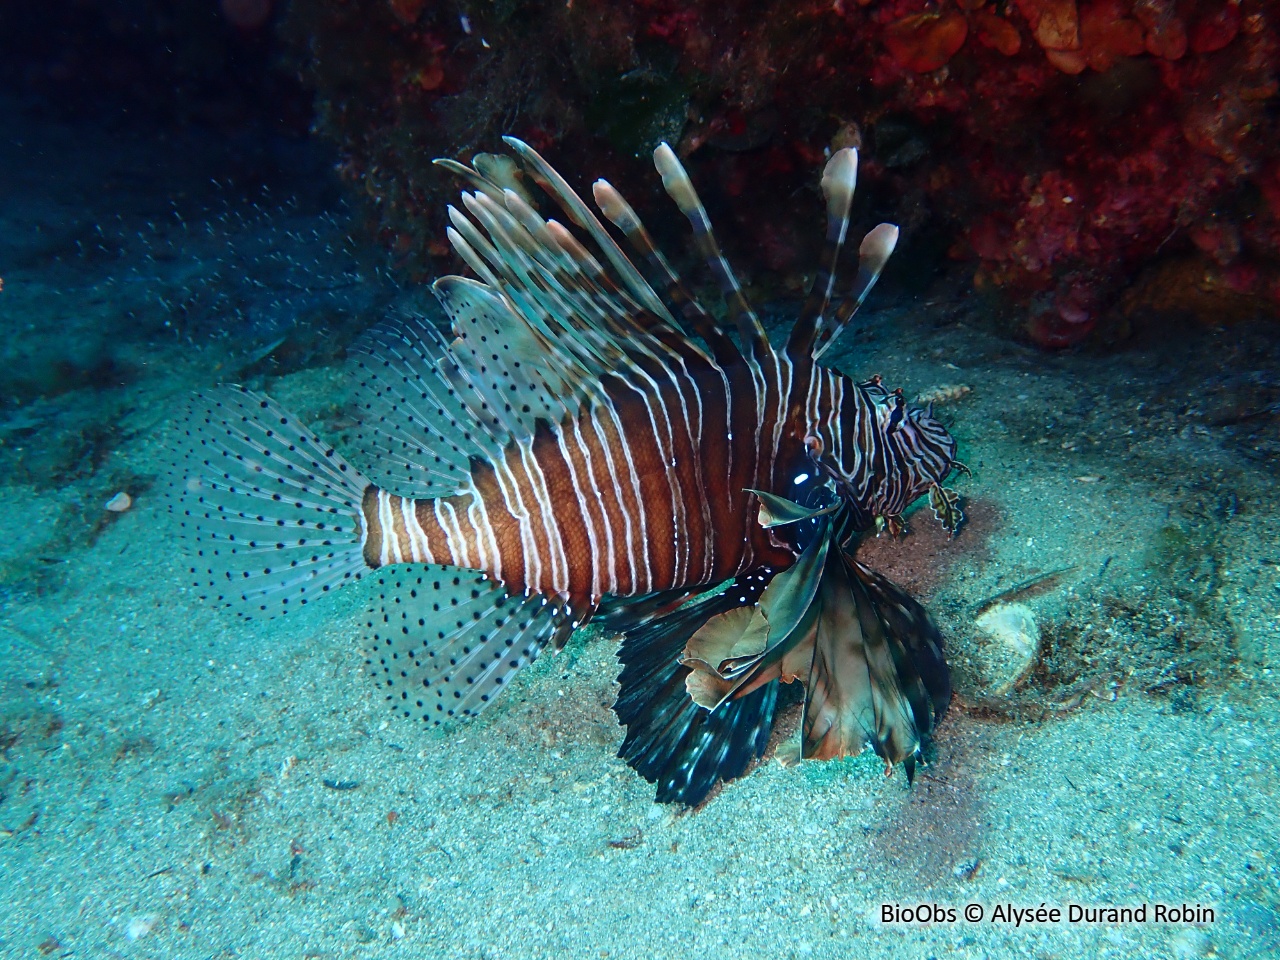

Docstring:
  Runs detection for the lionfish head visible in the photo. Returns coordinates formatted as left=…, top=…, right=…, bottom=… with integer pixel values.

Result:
left=830, top=376, right=960, bottom=534
left=748, top=147, right=962, bottom=536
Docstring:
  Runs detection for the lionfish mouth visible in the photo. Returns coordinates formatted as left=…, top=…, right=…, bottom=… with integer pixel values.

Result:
left=168, top=133, right=965, bottom=807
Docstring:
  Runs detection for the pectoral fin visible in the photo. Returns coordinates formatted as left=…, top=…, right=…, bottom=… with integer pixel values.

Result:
left=611, top=572, right=783, bottom=806
left=680, top=515, right=830, bottom=706
left=681, top=605, right=766, bottom=708
left=746, top=488, right=839, bottom=528
left=797, top=550, right=951, bottom=776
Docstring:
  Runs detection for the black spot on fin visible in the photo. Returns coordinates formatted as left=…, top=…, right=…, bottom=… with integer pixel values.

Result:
left=165, top=385, right=370, bottom=618
left=346, top=315, right=504, bottom=498
left=612, top=574, right=780, bottom=806
left=364, top=565, right=571, bottom=725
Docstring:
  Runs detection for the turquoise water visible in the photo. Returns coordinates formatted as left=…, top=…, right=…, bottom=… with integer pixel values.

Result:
left=1, top=96, right=1279, bottom=960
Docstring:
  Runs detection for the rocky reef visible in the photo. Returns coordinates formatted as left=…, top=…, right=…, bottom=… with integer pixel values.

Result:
left=280, top=0, right=1278, bottom=346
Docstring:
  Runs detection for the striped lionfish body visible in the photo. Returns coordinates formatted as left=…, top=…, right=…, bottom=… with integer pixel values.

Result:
left=170, top=139, right=963, bottom=805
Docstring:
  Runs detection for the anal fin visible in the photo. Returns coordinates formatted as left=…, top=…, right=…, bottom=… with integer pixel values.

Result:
left=365, top=566, right=572, bottom=724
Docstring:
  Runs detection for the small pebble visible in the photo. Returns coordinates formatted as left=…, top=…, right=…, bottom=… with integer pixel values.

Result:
left=971, top=602, right=1040, bottom=696
left=952, top=858, right=981, bottom=880
left=125, top=913, right=159, bottom=941
left=105, top=491, right=133, bottom=512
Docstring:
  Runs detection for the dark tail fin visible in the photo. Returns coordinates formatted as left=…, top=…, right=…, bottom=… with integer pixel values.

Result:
left=611, top=577, right=780, bottom=806
left=164, top=385, right=371, bottom=618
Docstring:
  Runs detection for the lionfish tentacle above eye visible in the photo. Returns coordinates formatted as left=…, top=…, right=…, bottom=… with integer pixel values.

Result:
left=167, top=135, right=963, bottom=807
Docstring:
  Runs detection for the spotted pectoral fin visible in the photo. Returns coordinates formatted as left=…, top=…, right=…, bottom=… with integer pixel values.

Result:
left=364, top=565, right=573, bottom=725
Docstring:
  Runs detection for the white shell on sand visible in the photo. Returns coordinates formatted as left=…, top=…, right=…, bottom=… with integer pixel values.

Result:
left=105, top=491, right=132, bottom=512
left=124, top=913, right=158, bottom=941
left=971, top=602, right=1040, bottom=696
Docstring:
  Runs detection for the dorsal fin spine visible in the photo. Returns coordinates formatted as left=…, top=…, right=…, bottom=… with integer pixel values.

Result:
left=501, top=188, right=580, bottom=274
left=502, top=136, right=678, bottom=327
left=449, top=199, right=540, bottom=297
left=652, top=143, right=771, bottom=363
left=592, top=178, right=741, bottom=364
left=436, top=142, right=732, bottom=449
left=455, top=196, right=594, bottom=349
left=462, top=186, right=648, bottom=365
left=445, top=224, right=504, bottom=290
left=813, top=223, right=899, bottom=361
left=463, top=192, right=547, bottom=268
left=440, top=149, right=708, bottom=384
left=432, top=157, right=506, bottom=203
left=788, top=148, right=858, bottom=359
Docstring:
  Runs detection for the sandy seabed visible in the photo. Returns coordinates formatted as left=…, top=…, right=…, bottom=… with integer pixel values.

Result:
left=1, top=103, right=1278, bottom=960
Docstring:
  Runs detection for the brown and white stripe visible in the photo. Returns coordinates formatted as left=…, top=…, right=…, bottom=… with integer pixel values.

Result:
left=357, top=340, right=956, bottom=614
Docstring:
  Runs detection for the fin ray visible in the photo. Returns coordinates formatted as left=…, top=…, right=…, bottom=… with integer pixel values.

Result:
left=501, top=136, right=677, bottom=326
left=365, top=565, right=570, bottom=724
left=612, top=573, right=780, bottom=805
left=592, top=178, right=739, bottom=361
left=347, top=317, right=504, bottom=497
left=165, top=386, right=370, bottom=617
left=813, top=223, right=899, bottom=361
left=652, top=143, right=770, bottom=360
left=787, top=149, right=859, bottom=357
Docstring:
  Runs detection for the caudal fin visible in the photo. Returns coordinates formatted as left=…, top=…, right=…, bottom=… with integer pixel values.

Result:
left=164, top=385, right=371, bottom=617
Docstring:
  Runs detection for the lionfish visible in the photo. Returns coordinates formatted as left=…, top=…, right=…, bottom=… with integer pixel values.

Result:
left=169, top=138, right=964, bottom=805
